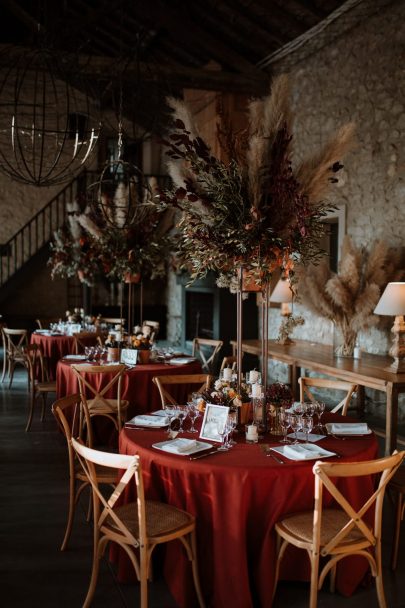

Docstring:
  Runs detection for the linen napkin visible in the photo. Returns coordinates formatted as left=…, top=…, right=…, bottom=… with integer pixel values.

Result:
left=283, top=444, right=329, bottom=460
left=127, top=415, right=168, bottom=427
left=160, top=438, right=198, bottom=454
left=328, top=422, right=369, bottom=435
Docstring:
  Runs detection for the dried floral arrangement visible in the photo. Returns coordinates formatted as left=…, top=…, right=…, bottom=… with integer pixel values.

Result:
left=49, top=177, right=173, bottom=284
left=159, top=74, right=354, bottom=286
left=266, top=382, right=294, bottom=406
left=297, top=236, right=403, bottom=356
left=49, top=200, right=100, bottom=286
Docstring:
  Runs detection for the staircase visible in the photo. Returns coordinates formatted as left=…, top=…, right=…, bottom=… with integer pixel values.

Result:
left=0, top=172, right=90, bottom=288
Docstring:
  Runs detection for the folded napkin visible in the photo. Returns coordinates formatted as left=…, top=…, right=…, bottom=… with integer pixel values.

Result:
left=283, top=444, right=328, bottom=460
left=160, top=438, right=198, bottom=454
left=329, top=422, right=369, bottom=435
left=128, top=415, right=168, bottom=427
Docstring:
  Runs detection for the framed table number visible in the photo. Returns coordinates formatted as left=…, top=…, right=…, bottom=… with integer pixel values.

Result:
left=121, top=349, right=138, bottom=365
left=200, top=404, right=230, bottom=442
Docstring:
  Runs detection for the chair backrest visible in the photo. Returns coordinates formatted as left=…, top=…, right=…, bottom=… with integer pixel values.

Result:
left=152, top=374, right=212, bottom=407
left=298, top=376, right=358, bottom=416
left=24, top=343, right=48, bottom=384
left=72, top=332, right=98, bottom=354
left=71, top=438, right=146, bottom=547
left=220, top=356, right=239, bottom=371
left=52, top=394, right=93, bottom=482
left=312, top=451, right=405, bottom=557
left=71, top=363, right=126, bottom=428
left=192, top=338, right=223, bottom=372
left=35, top=317, right=60, bottom=330
left=3, top=328, right=28, bottom=357
left=99, top=317, right=125, bottom=327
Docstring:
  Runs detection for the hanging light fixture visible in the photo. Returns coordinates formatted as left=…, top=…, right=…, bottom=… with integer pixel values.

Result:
left=0, top=44, right=101, bottom=186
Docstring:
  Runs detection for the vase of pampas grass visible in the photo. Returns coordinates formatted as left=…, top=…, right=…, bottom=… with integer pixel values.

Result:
left=298, top=236, right=403, bottom=358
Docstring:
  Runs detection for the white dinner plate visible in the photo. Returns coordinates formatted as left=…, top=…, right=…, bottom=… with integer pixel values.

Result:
left=152, top=438, right=213, bottom=456
left=126, top=415, right=168, bottom=428
left=167, top=357, right=197, bottom=365
left=270, top=444, right=337, bottom=461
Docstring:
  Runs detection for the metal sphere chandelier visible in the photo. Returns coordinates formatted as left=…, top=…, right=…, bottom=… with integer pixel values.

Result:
left=0, top=46, right=101, bottom=186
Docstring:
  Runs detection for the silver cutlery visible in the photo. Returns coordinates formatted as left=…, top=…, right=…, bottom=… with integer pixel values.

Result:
left=189, top=449, right=219, bottom=460
left=266, top=451, right=285, bottom=464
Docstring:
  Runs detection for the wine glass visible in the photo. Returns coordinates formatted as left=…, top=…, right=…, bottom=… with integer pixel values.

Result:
left=301, top=415, right=314, bottom=444
left=176, top=405, right=187, bottom=433
left=279, top=408, right=291, bottom=444
left=314, top=401, right=326, bottom=432
left=186, top=402, right=200, bottom=433
left=227, top=411, right=237, bottom=446
left=216, top=419, right=229, bottom=451
left=164, top=405, right=178, bottom=436
left=289, top=413, right=302, bottom=444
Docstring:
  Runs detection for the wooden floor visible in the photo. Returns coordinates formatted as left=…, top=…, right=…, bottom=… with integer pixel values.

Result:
left=1, top=366, right=404, bottom=607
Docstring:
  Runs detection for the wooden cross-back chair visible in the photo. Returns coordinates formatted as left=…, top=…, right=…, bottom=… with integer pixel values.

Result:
left=220, top=355, right=241, bottom=371
left=192, top=338, right=223, bottom=373
left=1, top=327, right=29, bottom=387
left=273, top=451, right=405, bottom=608
left=298, top=376, right=358, bottom=416
left=72, top=332, right=98, bottom=355
left=71, top=363, right=129, bottom=441
left=152, top=374, right=212, bottom=408
left=35, top=317, right=60, bottom=330
left=52, top=394, right=116, bottom=551
left=71, top=438, right=206, bottom=608
left=24, top=344, right=56, bottom=431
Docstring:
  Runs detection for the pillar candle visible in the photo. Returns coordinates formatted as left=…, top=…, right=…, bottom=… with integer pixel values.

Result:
left=223, top=367, right=233, bottom=381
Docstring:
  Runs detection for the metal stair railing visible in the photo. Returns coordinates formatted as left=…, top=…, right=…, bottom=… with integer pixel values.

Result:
left=0, top=171, right=172, bottom=288
left=0, top=176, right=81, bottom=287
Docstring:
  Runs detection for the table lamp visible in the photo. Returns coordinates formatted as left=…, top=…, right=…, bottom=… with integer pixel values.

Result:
left=270, top=278, right=293, bottom=316
left=270, top=279, right=295, bottom=345
left=374, top=282, right=405, bottom=373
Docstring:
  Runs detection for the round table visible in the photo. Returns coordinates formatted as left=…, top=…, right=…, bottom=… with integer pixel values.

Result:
left=56, top=358, right=203, bottom=418
left=118, top=415, right=379, bottom=608
left=30, top=332, right=99, bottom=380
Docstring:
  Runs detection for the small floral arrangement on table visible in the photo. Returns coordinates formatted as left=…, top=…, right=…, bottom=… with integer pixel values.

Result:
left=198, top=378, right=251, bottom=412
left=104, top=334, right=126, bottom=349
left=266, top=382, right=294, bottom=408
left=129, top=335, right=152, bottom=350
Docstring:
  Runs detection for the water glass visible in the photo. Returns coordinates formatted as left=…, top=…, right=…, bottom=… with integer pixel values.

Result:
left=289, top=413, right=302, bottom=444
left=301, top=415, right=314, bottom=443
left=279, top=408, right=291, bottom=444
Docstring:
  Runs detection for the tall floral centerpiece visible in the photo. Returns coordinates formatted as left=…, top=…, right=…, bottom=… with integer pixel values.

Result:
left=159, top=74, right=354, bottom=398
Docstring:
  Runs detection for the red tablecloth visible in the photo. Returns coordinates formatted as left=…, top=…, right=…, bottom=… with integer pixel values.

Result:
left=56, top=359, right=203, bottom=418
left=118, top=415, right=379, bottom=608
left=31, top=333, right=98, bottom=380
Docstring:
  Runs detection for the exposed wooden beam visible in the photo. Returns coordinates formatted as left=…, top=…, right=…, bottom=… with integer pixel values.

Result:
left=243, top=0, right=309, bottom=37
left=133, top=0, right=265, bottom=76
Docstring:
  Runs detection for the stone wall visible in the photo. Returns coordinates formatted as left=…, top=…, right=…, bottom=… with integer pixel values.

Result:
left=266, top=0, right=405, bottom=422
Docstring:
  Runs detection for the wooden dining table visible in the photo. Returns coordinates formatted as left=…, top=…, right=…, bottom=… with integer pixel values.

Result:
left=117, top=412, right=379, bottom=608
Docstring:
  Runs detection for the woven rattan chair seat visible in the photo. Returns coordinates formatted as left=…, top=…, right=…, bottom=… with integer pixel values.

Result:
left=277, top=508, right=366, bottom=547
left=105, top=499, right=195, bottom=540
left=87, top=397, right=129, bottom=414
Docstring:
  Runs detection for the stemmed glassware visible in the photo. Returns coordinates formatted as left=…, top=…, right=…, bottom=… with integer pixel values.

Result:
left=216, top=419, right=230, bottom=451
left=289, top=413, right=302, bottom=444
left=279, top=408, right=291, bottom=444
left=176, top=405, right=187, bottom=433
left=226, top=411, right=237, bottom=446
left=301, top=415, right=314, bottom=444
left=314, top=401, right=326, bottom=432
left=164, top=405, right=178, bottom=436
left=186, top=401, right=200, bottom=433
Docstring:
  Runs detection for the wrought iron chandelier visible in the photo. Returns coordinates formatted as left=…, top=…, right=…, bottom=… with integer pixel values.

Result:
left=0, top=45, right=101, bottom=186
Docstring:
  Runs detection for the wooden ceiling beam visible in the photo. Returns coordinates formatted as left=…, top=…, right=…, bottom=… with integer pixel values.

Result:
left=242, top=0, right=309, bottom=37
left=133, top=0, right=265, bottom=76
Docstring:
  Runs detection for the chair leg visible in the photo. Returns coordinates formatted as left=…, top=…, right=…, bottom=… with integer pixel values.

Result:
left=189, top=530, right=206, bottom=608
left=309, top=550, right=320, bottom=608
left=330, top=563, right=337, bottom=593
left=40, top=393, right=47, bottom=422
left=391, top=492, right=403, bottom=570
left=25, top=393, right=36, bottom=432
left=83, top=540, right=104, bottom=608
left=140, top=547, right=149, bottom=608
left=1, top=350, right=6, bottom=382
left=8, top=361, right=15, bottom=389
left=375, top=539, right=388, bottom=608
left=61, top=476, right=77, bottom=551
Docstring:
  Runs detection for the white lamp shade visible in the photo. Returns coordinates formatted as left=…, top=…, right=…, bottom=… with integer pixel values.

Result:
left=270, top=279, right=293, bottom=303
left=374, top=282, right=405, bottom=316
